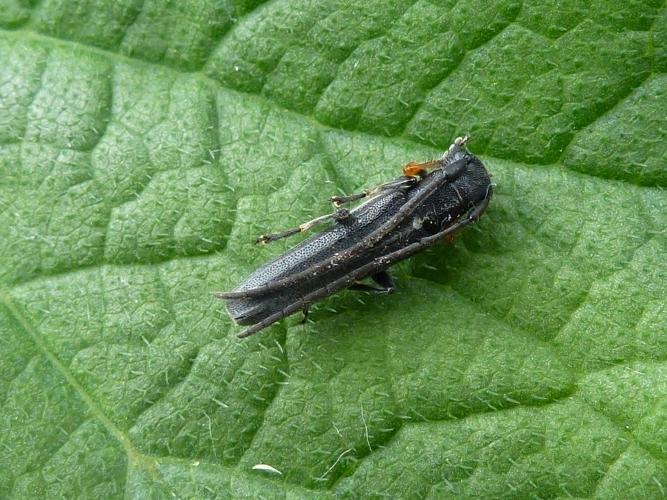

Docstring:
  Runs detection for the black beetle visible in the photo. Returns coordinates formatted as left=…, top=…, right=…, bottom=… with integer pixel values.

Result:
left=216, top=137, right=492, bottom=338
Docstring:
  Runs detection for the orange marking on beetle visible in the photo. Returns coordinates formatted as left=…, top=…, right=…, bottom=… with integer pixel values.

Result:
left=443, top=232, right=457, bottom=245
left=402, top=160, right=438, bottom=177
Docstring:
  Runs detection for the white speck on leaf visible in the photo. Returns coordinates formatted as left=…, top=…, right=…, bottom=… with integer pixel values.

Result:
left=252, top=464, right=282, bottom=475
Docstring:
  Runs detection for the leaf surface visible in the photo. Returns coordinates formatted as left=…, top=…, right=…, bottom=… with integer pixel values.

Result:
left=1, top=0, right=666, bottom=497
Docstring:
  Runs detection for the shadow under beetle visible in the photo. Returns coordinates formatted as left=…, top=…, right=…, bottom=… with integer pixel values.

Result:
left=216, top=137, right=493, bottom=338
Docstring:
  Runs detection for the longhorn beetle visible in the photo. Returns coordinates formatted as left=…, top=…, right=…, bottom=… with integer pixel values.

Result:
left=216, top=136, right=493, bottom=338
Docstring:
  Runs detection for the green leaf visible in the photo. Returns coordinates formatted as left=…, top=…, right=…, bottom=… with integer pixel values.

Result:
left=1, top=0, right=666, bottom=498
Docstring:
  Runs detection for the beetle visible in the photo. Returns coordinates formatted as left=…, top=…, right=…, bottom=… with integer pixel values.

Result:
left=216, top=136, right=493, bottom=338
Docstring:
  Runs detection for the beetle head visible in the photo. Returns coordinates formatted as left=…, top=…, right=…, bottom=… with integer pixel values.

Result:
left=442, top=156, right=470, bottom=181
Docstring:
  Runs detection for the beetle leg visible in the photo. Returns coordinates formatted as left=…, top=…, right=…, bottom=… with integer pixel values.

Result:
left=256, top=208, right=351, bottom=244
left=236, top=192, right=491, bottom=338
left=349, top=271, right=395, bottom=294
left=349, top=283, right=376, bottom=293
left=371, top=270, right=395, bottom=291
left=349, top=283, right=389, bottom=294
left=330, top=177, right=418, bottom=207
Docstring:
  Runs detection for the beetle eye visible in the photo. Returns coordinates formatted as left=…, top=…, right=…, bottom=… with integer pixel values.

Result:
left=422, top=216, right=440, bottom=235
